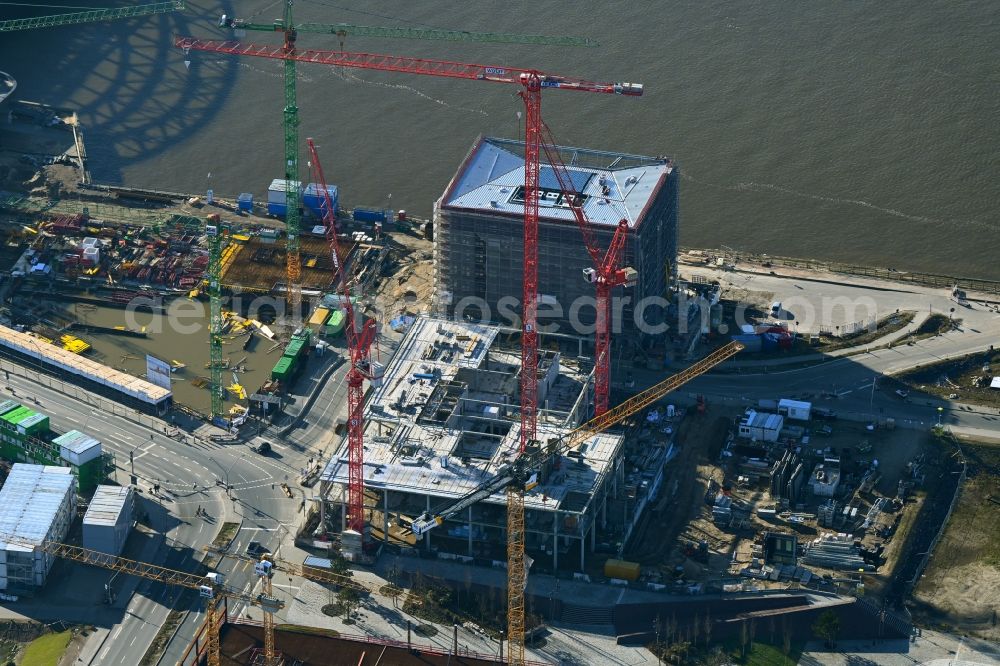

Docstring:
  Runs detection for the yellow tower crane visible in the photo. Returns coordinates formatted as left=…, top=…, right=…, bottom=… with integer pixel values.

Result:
left=410, top=340, right=746, bottom=664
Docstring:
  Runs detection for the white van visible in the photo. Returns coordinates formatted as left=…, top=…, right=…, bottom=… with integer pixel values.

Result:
left=770, top=301, right=782, bottom=316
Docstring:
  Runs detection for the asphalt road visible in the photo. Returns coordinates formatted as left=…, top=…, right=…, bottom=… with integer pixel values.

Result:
left=681, top=324, right=1000, bottom=431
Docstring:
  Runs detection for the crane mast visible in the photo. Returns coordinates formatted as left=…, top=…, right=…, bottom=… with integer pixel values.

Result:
left=306, top=138, right=377, bottom=537
left=206, top=216, right=226, bottom=420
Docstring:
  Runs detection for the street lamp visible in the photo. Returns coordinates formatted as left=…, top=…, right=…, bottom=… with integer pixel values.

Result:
left=208, top=453, right=244, bottom=497
left=937, top=406, right=944, bottom=426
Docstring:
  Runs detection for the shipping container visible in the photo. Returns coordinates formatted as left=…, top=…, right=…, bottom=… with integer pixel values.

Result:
left=282, top=339, right=306, bottom=361
left=267, top=178, right=301, bottom=206
left=237, top=193, right=253, bottom=212
left=352, top=207, right=387, bottom=224
left=731, top=334, right=762, bottom=353
left=271, top=356, right=295, bottom=382
left=303, top=183, right=337, bottom=216
left=604, top=558, right=640, bottom=581
left=308, top=307, right=330, bottom=329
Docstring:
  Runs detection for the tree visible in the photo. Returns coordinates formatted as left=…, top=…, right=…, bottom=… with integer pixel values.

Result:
left=337, top=586, right=362, bottom=621
left=812, top=610, right=841, bottom=649
left=782, top=616, right=792, bottom=656
left=701, top=646, right=728, bottom=666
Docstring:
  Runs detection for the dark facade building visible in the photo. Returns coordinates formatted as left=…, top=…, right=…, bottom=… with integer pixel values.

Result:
left=434, top=137, right=678, bottom=342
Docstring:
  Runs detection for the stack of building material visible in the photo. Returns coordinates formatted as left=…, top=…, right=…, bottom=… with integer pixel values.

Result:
left=802, top=533, right=873, bottom=571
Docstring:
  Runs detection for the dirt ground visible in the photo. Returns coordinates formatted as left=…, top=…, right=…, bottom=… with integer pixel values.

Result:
left=912, top=441, right=1000, bottom=639
left=371, top=231, right=434, bottom=323
left=623, top=407, right=941, bottom=592
left=899, top=349, right=1000, bottom=409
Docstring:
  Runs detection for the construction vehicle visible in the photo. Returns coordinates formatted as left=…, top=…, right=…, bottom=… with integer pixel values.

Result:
left=177, top=36, right=642, bottom=666
left=409, top=341, right=744, bottom=662
left=214, top=1, right=594, bottom=319
left=0, top=0, right=183, bottom=32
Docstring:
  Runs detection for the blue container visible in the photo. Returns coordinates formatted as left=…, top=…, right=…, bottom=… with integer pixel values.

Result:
left=761, top=333, right=781, bottom=351
left=353, top=207, right=387, bottom=223
left=237, top=193, right=253, bottom=212
left=267, top=201, right=287, bottom=217
left=731, top=334, right=762, bottom=353
left=303, top=183, right=337, bottom=215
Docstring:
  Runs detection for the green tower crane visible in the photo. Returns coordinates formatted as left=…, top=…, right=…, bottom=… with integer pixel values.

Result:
left=206, top=216, right=225, bottom=421
left=218, top=3, right=596, bottom=322
left=0, top=1, right=183, bottom=32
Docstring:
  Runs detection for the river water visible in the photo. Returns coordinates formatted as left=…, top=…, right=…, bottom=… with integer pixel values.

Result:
left=52, top=301, right=279, bottom=413
left=2, top=1, right=997, bottom=278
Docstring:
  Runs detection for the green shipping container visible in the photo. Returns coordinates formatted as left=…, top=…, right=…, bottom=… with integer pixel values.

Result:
left=76, top=457, right=103, bottom=493
left=271, top=356, right=295, bottom=382
left=282, top=339, right=305, bottom=360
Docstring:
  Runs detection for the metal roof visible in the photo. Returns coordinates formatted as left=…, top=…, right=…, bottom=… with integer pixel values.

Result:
left=0, top=325, right=170, bottom=404
left=0, top=464, right=74, bottom=550
left=442, top=137, right=673, bottom=228
left=83, top=485, right=132, bottom=528
left=53, top=430, right=100, bottom=455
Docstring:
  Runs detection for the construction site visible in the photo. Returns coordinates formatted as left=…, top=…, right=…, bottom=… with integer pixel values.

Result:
left=0, top=3, right=994, bottom=666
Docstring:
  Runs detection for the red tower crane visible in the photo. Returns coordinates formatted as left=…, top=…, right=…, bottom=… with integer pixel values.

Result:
left=175, top=36, right=642, bottom=453
left=305, top=137, right=378, bottom=536
left=537, top=122, right=637, bottom=415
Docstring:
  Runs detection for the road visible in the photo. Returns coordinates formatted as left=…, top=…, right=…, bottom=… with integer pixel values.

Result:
left=0, top=369, right=316, bottom=666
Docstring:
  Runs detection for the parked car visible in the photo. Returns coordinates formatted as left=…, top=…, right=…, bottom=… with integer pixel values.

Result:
left=813, top=407, right=838, bottom=421
left=246, top=541, right=269, bottom=557
left=253, top=440, right=272, bottom=455
left=816, top=425, right=834, bottom=436
left=895, top=389, right=909, bottom=398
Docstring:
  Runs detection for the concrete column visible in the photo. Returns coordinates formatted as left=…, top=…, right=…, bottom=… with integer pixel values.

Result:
left=601, top=494, right=607, bottom=529
left=383, top=490, right=389, bottom=544
left=467, top=505, right=473, bottom=557
left=553, top=513, right=559, bottom=570
left=425, top=495, right=432, bottom=551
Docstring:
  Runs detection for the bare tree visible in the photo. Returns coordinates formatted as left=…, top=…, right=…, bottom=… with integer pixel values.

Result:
left=703, top=610, right=713, bottom=647
left=782, top=616, right=792, bottom=656
left=749, top=617, right=757, bottom=650
left=769, top=616, right=776, bottom=644
left=691, top=612, right=701, bottom=646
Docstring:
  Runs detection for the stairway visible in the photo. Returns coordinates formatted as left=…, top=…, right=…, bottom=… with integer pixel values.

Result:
left=560, top=602, right=614, bottom=625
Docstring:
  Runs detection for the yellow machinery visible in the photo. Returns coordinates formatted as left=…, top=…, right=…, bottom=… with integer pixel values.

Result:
left=410, top=340, right=745, bottom=664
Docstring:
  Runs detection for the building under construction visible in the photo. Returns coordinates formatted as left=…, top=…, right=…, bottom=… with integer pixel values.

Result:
left=433, top=137, right=678, bottom=340
left=320, top=315, right=673, bottom=570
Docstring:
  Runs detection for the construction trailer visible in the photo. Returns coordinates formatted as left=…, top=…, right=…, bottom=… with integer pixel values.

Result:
left=0, top=464, right=76, bottom=590
left=320, top=315, right=668, bottom=569
left=778, top=399, right=811, bottom=421
left=82, top=485, right=135, bottom=556
left=433, top=137, right=678, bottom=341
left=738, top=409, right=784, bottom=442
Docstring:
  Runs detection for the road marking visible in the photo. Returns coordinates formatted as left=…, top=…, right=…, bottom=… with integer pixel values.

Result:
left=837, top=389, right=854, bottom=396
left=65, top=416, right=80, bottom=424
